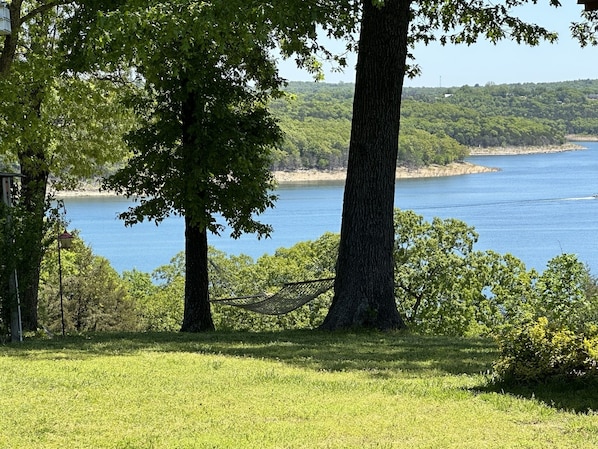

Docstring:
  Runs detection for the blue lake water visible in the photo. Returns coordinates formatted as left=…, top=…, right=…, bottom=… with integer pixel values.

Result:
left=62, top=142, right=598, bottom=274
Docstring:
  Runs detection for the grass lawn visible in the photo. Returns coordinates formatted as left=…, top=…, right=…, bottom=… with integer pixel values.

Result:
left=1, top=331, right=597, bottom=448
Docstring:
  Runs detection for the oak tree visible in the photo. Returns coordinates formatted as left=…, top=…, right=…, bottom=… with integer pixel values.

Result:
left=322, top=0, right=564, bottom=330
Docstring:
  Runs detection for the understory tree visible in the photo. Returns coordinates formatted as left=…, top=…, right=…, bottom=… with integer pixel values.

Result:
left=64, top=0, right=357, bottom=331
left=0, top=1, right=133, bottom=332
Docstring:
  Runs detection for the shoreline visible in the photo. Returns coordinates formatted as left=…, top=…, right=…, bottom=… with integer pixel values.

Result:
left=272, top=161, right=497, bottom=183
left=55, top=162, right=497, bottom=197
left=54, top=142, right=586, bottom=197
left=467, top=142, right=586, bottom=156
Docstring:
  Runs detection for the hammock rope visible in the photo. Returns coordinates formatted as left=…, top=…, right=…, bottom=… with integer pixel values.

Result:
left=211, top=278, right=335, bottom=315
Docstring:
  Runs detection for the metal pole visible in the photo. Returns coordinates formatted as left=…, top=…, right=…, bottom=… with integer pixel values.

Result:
left=57, top=229, right=65, bottom=336
left=1, top=174, right=22, bottom=342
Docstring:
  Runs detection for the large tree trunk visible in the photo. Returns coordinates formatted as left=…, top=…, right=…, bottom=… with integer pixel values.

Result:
left=180, top=217, right=215, bottom=332
left=321, top=0, right=411, bottom=330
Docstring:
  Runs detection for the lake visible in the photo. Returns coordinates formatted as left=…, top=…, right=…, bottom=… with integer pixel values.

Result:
left=62, top=142, right=598, bottom=274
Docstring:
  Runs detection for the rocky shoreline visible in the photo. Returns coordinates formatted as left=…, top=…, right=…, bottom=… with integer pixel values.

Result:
left=272, top=161, right=497, bottom=183
left=467, top=142, right=585, bottom=156
left=263, top=142, right=586, bottom=183
left=54, top=142, right=586, bottom=197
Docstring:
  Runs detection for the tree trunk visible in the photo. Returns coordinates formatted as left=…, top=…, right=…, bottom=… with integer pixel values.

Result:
left=321, top=0, right=411, bottom=330
left=180, top=217, right=215, bottom=332
left=179, top=83, right=215, bottom=332
left=16, top=87, right=49, bottom=332
left=15, top=163, right=48, bottom=332
left=2, top=0, right=50, bottom=333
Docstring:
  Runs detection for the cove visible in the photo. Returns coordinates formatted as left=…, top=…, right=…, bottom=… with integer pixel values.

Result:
left=62, top=142, right=598, bottom=274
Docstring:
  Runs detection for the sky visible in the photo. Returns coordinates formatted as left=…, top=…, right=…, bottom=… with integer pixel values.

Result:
left=277, top=2, right=598, bottom=88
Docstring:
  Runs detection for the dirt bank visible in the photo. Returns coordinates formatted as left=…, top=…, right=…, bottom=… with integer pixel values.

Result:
left=273, top=161, right=497, bottom=183
left=467, top=142, right=586, bottom=156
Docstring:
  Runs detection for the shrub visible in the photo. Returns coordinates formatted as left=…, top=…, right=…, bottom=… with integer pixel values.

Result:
left=492, top=255, right=598, bottom=382
left=493, top=317, right=596, bottom=382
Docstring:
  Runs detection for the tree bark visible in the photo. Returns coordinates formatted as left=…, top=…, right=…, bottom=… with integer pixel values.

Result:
left=16, top=87, right=49, bottom=332
left=321, top=0, right=411, bottom=330
left=180, top=217, right=215, bottom=332
left=179, top=83, right=215, bottom=332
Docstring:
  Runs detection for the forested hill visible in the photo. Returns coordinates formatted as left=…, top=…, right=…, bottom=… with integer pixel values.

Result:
left=270, top=80, right=598, bottom=171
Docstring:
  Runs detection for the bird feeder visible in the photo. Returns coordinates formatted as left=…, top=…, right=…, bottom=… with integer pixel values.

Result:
left=0, top=2, right=10, bottom=36
left=58, top=230, right=74, bottom=249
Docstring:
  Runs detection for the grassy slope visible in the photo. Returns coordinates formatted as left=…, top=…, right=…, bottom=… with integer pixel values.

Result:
left=1, top=331, right=597, bottom=449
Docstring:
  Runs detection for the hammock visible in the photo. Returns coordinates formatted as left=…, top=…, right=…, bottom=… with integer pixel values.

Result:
left=211, top=278, right=335, bottom=315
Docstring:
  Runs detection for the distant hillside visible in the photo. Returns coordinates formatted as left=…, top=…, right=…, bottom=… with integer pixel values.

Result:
left=269, top=80, right=598, bottom=171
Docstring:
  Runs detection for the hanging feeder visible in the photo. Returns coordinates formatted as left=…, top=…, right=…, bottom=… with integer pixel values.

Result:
left=58, top=230, right=74, bottom=249
left=0, top=2, right=10, bottom=36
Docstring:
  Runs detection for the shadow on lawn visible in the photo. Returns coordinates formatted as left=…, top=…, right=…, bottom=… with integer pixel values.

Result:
left=6, top=330, right=598, bottom=412
left=4, top=329, right=496, bottom=376
left=474, top=376, right=598, bottom=414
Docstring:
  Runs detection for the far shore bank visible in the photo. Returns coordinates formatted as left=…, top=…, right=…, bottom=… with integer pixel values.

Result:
left=54, top=142, right=588, bottom=197
left=272, top=161, right=498, bottom=183
left=467, top=141, right=586, bottom=156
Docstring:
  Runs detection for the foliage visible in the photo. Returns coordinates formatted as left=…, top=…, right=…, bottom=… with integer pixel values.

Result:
left=1, top=1, right=135, bottom=331
left=116, top=211, right=596, bottom=339
left=470, top=250, right=538, bottom=333
left=38, top=232, right=137, bottom=333
left=62, top=0, right=360, bottom=332
left=306, top=0, right=581, bottom=330
left=393, top=209, right=539, bottom=337
left=0, top=200, right=13, bottom=339
left=394, top=209, right=480, bottom=335
left=270, top=78, right=598, bottom=172
left=127, top=258, right=185, bottom=332
left=84, top=1, right=282, bottom=233
left=493, top=255, right=598, bottom=382
left=535, top=254, right=598, bottom=333
left=0, top=183, right=60, bottom=338
left=392, top=209, right=598, bottom=346
left=0, top=75, right=135, bottom=190
left=271, top=75, right=598, bottom=170
left=493, top=317, right=598, bottom=383
left=212, top=237, right=337, bottom=331
left=571, top=10, right=598, bottom=47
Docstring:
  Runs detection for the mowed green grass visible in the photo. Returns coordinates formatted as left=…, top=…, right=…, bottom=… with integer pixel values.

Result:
left=1, top=331, right=597, bottom=449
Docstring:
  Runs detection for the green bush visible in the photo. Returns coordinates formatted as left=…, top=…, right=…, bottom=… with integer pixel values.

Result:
left=493, top=255, right=598, bottom=383
left=39, top=233, right=137, bottom=333
left=494, top=317, right=598, bottom=382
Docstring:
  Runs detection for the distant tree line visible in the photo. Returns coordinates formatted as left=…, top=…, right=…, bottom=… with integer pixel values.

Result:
left=271, top=80, right=598, bottom=171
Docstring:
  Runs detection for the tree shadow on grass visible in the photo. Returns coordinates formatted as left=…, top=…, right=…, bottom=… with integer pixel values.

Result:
left=6, top=331, right=598, bottom=413
left=473, top=375, right=598, bottom=414
left=2, top=329, right=498, bottom=377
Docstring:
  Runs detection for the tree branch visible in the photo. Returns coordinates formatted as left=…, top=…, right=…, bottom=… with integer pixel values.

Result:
left=20, top=0, right=72, bottom=25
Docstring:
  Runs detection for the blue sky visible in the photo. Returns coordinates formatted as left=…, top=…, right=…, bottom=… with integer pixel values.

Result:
left=278, top=2, right=598, bottom=88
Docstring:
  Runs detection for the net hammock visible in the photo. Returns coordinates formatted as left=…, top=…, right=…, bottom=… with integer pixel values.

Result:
left=211, top=278, right=335, bottom=315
